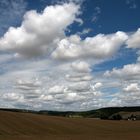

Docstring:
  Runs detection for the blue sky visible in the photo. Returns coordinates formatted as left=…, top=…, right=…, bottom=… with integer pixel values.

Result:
left=0, top=0, right=140, bottom=111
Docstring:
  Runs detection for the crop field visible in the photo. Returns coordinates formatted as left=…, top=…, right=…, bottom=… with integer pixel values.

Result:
left=0, top=111, right=140, bottom=140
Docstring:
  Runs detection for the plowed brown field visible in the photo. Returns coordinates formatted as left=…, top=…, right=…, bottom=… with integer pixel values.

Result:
left=0, top=111, right=140, bottom=140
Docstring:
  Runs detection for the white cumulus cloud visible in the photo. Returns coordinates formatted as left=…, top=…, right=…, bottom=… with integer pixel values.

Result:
left=123, top=83, right=140, bottom=92
left=0, top=2, right=80, bottom=58
left=52, top=32, right=128, bottom=60
left=126, top=28, right=140, bottom=48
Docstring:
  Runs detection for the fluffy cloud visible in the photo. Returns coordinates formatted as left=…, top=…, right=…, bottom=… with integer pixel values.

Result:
left=57, top=92, right=85, bottom=104
left=112, top=83, right=140, bottom=107
left=17, top=78, right=41, bottom=88
left=104, top=63, right=140, bottom=80
left=52, top=32, right=128, bottom=60
left=123, top=83, right=140, bottom=92
left=68, top=82, right=89, bottom=92
left=2, top=92, right=23, bottom=101
left=126, top=28, right=140, bottom=48
left=71, top=61, right=91, bottom=73
left=0, top=2, right=80, bottom=58
left=48, top=85, right=66, bottom=94
left=0, top=1, right=140, bottom=111
left=94, top=82, right=102, bottom=89
left=66, top=73, right=92, bottom=82
left=15, top=78, right=43, bottom=99
left=103, top=55, right=140, bottom=107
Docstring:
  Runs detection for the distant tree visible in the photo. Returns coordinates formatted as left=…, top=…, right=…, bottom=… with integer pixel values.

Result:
left=100, top=113, right=109, bottom=119
left=112, top=114, right=122, bottom=120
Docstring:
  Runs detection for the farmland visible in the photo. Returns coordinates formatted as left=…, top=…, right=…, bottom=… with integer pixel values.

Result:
left=0, top=110, right=140, bottom=140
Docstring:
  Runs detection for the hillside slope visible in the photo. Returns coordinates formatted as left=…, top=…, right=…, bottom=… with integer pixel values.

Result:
left=0, top=111, right=140, bottom=140
left=1, top=106, right=140, bottom=119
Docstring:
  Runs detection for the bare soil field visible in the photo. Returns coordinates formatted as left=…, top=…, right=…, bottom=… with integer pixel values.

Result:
left=0, top=111, right=140, bottom=140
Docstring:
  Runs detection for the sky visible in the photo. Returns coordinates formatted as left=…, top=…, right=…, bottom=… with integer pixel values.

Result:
left=0, top=0, right=140, bottom=111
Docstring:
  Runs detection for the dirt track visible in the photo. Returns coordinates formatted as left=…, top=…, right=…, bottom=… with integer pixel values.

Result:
left=0, top=111, right=140, bottom=140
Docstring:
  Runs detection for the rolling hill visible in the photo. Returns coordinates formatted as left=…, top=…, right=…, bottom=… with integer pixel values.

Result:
left=0, top=110, right=140, bottom=140
left=1, top=106, right=140, bottom=119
